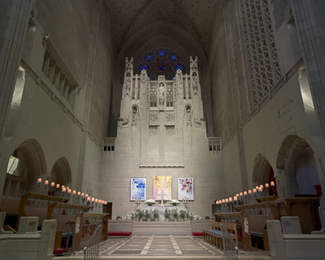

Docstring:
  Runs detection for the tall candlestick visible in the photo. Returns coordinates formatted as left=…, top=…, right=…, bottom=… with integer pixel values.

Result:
left=44, top=180, right=49, bottom=195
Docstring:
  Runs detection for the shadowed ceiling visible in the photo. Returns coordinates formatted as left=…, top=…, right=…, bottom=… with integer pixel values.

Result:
left=105, top=0, right=218, bottom=58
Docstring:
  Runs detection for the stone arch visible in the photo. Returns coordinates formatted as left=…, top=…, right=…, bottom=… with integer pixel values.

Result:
left=252, top=154, right=273, bottom=187
left=3, top=138, right=47, bottom=198
left=276, top=135, right=315, bottom=196
left=50, top=157, right=72, bottom=186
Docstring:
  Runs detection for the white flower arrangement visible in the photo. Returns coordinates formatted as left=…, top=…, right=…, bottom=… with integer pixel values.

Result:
left=168, top=199, right=180, bottom=205
left=144, top=199, right=156, bottom=206
left=193, top=214, right=204, bottom=220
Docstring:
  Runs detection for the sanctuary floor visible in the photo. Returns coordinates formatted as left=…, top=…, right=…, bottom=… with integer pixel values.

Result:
left=56, top=235, right=271, bottom=259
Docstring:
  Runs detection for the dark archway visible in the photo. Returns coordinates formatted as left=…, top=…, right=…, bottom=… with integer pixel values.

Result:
left=50, top=156, right=72, bottom=186
left=276, top=135, right=321, bottom=196
left=3, top=138, right=47, bottom=198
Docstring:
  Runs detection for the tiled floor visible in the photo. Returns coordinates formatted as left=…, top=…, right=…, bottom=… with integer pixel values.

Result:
left=71, top=235, right=271, bottom=259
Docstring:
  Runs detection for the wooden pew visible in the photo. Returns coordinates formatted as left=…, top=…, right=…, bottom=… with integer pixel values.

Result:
left=214, top=212, right=252, bottom=251
left=203, top=221, right=238, bottom=249
left=46, top=202, right=90, bottom=249
left=267, top=197, right=321, bottom=234
left=72, top=212, right=110, bottom=251
left=17, top=192, right=67, bottom=229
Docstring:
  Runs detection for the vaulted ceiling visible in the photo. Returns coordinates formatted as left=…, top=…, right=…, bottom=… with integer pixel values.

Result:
left=105, top=0, right=218, bottom=60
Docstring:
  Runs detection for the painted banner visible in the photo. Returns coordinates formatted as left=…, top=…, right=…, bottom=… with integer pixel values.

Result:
left=153, top=176, right=172, bottom=200
left=130, top=178, right=146, bottom=200
left=178, top=178, right=194, bottom=200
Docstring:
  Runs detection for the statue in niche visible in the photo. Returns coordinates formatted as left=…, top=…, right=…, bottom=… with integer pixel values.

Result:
left=125, top=78, right=131, bottom=96
left=192, top=72, right=198, bottom=96
left=141, top=70, right=147, bottom=83
left=176, top=70, right=183, bottom=96
left=185, top=105, right=192, bottom=126
left=158, top=83, right=165, bottom=106
left=118, top=118, right=129, bottom=128
left=131, top=105, right=138, bottom=126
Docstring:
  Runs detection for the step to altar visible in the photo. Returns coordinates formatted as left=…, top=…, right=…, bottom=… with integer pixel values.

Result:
left=132, top=221, right=192, bottom=235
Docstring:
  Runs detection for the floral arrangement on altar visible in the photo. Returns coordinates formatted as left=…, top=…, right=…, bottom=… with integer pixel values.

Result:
left=168, top=199, right=179, bottom=206
left=123, top=208, right=203, bottom=221
left=144, top=199, right=156, bottom=206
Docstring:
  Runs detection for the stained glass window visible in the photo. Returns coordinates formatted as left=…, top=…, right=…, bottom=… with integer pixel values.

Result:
left=138, top=48, right=186, bottom=80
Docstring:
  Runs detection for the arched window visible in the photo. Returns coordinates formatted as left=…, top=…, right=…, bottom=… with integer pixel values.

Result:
left=137, top=48, right=186, bottom=80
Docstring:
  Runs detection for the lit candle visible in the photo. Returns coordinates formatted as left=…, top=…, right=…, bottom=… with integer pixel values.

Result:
left=244, top=191, right=247, bottom=195
left=271, top=181, right=275, bottom=195
left=85, top=193, right=88, bottom=197
left=260, top=185, right=264, bottom=188
left=87, top=196, right=90, bottom=201
left=248, top=190, right=252, bottom=194
left=37, top=178, right=42, bottom=193
left=68, top=189, right=71, bottom=194
left=56, top=184, right=60, bottom=189
left=81, top=192, right=84, bottom=196
left=91, top=197, right=94, bottom=202
left=51, top=182, right=55, bottom=187
left=44, top=180, right=49, bottom=195
left=234, top=196, right=237, bottom=201
left=253, top=188, right=257, bottom=193
left=73, top=190, right=76, bottom=195
left=229, top=197, right=233, bottom=202
left=265, top=183, right=269, bottom=188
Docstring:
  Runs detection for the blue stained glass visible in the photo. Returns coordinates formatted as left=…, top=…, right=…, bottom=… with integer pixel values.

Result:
left=137, top=48, right=186, bottom=80
left=158, top=50, right=165, bottom=56
left=140, top=65, right=147, bottom=71
left=176, top=65, right=184, bottom=71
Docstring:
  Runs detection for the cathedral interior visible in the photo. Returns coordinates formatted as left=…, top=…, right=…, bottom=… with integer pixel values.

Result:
left=0, top=0, right=325, bottom=259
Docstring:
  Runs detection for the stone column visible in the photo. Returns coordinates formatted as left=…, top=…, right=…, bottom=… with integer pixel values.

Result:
left=0, top=0, right=34, bottom=140
left=290, top=1, right=325, bottom=139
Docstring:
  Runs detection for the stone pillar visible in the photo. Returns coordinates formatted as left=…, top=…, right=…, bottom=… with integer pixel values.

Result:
left=0, top=0, right=34, bottom=140
left=290, top=1, right=325, bottom=139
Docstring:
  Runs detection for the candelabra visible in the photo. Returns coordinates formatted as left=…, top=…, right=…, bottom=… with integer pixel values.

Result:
left=183, top=196, right=189, bottom=209
left=44, top=180, right=49, bottom=195
left=55, top=184, right=60, bottom=196
left=37, top=178, right=42, bottom=193
left=271, top=181, right=275, bottom=195
left=265, top=183, right=270, bottom=196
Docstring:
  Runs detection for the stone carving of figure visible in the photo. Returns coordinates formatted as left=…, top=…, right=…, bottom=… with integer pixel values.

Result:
left=192, top=72, right=198, bottom=96
left=126, top=78, right=131, bottom=96
left=150, top=126, right=158, bottom=135
left=194, top=117, right=206, bottom=127
left=141, top=70, right=147, bottom=83
left=186, top=105, right=192, bottom=126
left=158, top=83, right=165, bottom=106
left=131, top=105, right=138, bottom=126
left=166, top=126, right=174, bottom=136
left=118, top=118, right=129, bottom=128
left=166, top=113, right=174, bottom=121
left=150, top=113, right=158, bottom=121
